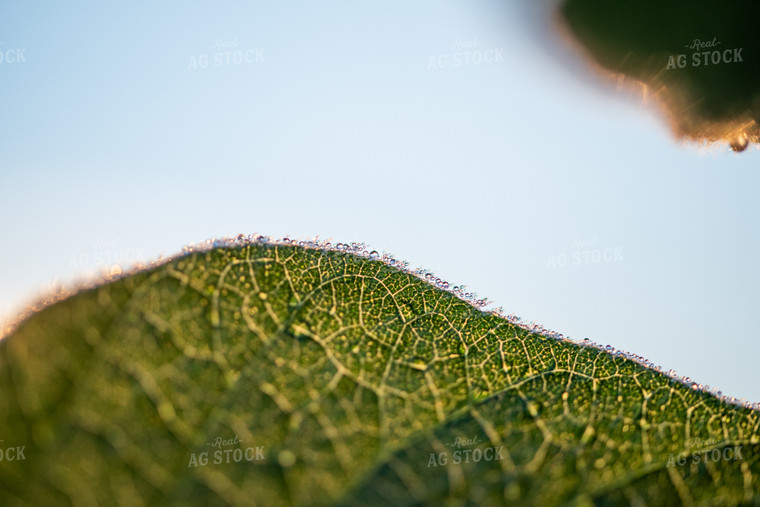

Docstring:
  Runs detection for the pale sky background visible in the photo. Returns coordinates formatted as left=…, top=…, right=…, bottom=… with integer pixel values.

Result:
left=1, top=1, right=758, bottom=403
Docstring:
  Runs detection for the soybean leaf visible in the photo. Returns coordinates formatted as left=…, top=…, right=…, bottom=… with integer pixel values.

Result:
left=560, top=0, right=760, bottom=150
left=0, top=243, right=758, bottom=505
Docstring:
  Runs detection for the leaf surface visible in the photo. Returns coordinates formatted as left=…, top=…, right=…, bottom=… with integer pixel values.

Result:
left=0, top=243, right=758, bottom=505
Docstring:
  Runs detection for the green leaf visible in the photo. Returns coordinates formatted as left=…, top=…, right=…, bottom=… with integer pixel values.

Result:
left=1, top=242, right=758, bottom=505
left=559, top=0, right=760, bottom=151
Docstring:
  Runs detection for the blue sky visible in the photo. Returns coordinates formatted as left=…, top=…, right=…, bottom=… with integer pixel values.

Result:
left=1, top=1, right=758, bottom=402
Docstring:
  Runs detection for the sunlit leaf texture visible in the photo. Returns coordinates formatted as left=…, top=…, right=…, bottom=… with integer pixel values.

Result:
left=1, top=243, right=758, bottom=505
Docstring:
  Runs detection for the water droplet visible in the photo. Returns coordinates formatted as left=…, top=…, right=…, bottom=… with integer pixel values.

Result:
left=729, top=134, right=749, bottom=152
left=369, top=251, right=380, bottom=259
